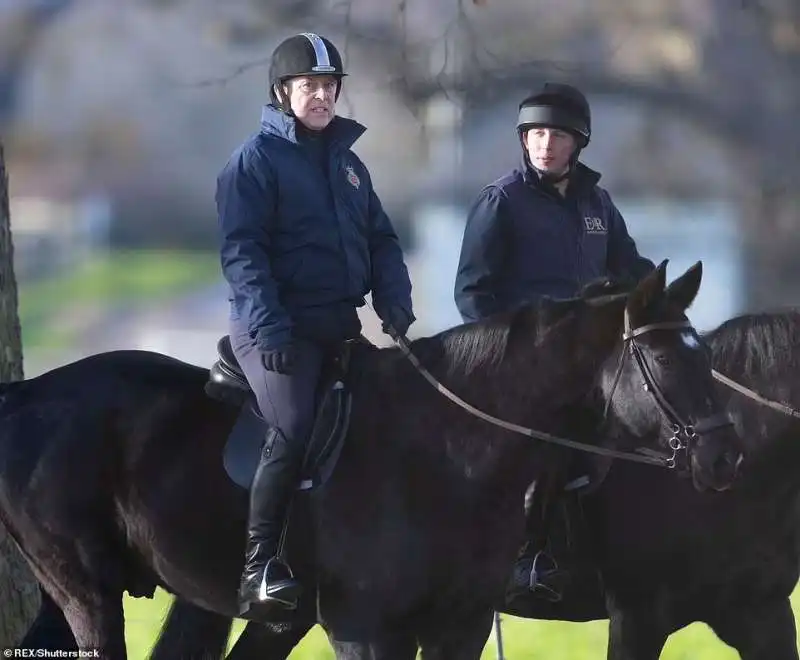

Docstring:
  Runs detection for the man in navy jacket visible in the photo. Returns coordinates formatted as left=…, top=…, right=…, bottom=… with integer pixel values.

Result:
left=217, top=32, right=415, bottom=617
left=454, top=82, right=654, bottom=602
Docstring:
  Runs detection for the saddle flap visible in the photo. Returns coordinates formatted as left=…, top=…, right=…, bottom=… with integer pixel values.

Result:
left=220, top=336, right=374, bottom=491
left=218, top=336, right=240, bottom=372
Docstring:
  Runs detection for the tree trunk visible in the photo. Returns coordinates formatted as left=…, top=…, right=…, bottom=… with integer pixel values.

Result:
left=0, top=141, right=40, bottom=648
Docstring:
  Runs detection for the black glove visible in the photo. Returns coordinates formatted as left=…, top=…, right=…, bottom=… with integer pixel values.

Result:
left=260, top=343, right=297, bottom=374
left=381, top=305, right=415, bottom=339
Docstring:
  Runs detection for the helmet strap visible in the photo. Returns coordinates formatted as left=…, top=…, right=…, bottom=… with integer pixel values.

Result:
left=272, top=82, right=294, bottom=114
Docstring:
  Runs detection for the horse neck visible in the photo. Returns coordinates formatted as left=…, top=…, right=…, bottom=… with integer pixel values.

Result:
left=709, top=327, right=800, bottom=499
left=446, top=322, right=619, bottom=489
left=354, top=308, right=624, bottom=507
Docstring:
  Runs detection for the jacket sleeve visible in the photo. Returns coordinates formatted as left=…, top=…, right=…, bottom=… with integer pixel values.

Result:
left=216, top=146, right=293, bottom=351
left=603, top=190, right=656, bottom=281
left=454, top=186, right=509, bottom=323
left=365, top=171, right=414, bottom=324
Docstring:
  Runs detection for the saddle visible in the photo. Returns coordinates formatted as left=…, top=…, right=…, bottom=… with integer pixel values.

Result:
left=205, top=335, right=374, bottom=491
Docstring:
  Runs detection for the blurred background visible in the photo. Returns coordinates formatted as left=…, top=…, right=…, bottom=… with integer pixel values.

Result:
left=1, top=0, right=799, bottom=656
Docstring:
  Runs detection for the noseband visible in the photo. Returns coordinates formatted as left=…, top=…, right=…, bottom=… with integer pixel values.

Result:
left=605, top=310, right=735, bottom=468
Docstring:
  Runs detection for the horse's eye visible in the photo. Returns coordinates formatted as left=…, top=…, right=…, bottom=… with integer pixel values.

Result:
left=654, top=354, right=670, bottom=366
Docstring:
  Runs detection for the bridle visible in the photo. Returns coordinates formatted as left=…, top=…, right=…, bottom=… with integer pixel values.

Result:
left=386, top=310, right=734, bottom=470
left=603, top=310, right=734, bottom=468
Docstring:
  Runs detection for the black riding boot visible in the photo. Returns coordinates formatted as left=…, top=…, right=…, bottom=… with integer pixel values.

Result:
left=238, top=427, right=304, bottom=617
left=506, top=474, right=570, bottom=603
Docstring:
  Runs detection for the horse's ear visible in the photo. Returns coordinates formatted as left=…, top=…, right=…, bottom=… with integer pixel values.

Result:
left=664, top=260, right=703, bottom=312
left=626, top=259, right=667, bottom=318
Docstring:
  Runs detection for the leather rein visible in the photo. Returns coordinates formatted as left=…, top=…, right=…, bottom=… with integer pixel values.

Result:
left=388, top=310, right=734, bottom=470
left=711, top=369, right=800, bottom=419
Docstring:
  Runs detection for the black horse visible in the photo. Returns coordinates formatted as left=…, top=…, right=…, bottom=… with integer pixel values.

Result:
left=493, top=305, right=800, bottom=660
left=0, top=261, right=739, bottom=659
left=189, top=301, right=800, bottom=660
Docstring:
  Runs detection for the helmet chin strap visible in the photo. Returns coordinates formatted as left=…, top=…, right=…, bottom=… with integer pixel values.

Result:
left=272, top=84, right=294, bottom=114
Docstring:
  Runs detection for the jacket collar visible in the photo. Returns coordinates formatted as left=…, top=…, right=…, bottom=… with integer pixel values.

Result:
left=520, top=154, right=601, bottom=188
left=519, top=155, right=601, bottom=199
left=259, top=104, right=366, bottom=151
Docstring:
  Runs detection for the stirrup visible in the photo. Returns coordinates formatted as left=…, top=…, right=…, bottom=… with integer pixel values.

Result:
left=257, top=557, right=301, bottom=609
left=527, top=551, right=564, bottom=603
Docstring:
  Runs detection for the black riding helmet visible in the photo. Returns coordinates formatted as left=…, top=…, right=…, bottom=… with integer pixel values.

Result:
left=269, top=32, right=347, bottom=111
left=515, top=83, right=591, bottom=183
left=517, top=82, right=591, bottom=148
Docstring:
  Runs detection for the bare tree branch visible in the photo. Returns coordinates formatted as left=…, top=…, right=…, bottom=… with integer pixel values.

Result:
left=0, top=0, right=77, bottom=125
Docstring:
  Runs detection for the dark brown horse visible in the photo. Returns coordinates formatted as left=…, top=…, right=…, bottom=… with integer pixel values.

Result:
left=190, top=302, right=800, bottom=660
left=494, top=305, right=800, bottom=660
left=1, top=261, right=740, bottom=659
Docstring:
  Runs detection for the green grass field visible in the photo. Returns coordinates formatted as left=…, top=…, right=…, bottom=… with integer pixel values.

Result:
left=122, top=585, right=800, bottom=659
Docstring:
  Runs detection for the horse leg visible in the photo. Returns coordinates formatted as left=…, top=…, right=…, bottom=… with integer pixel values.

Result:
left=57, top=590, right=126, bottom=659
left=148, top=597, right=232, bottom=660
left=319, top=588, right=417, bottom=659
left=606, top=606, right=668, bottom=660
left=16, top=540, right=128, bottom=658
left=18, top=586, right=78, bottom=651
left=226, top=620, right=315, bottom=659
left=416, top=609, right=495, bottom=660
left=706, top=596, right=799, bottom=660
left=327, top=635, right=417, bottom=660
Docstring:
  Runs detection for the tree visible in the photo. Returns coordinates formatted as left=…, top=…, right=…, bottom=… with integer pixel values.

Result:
left=0, top=141, right=40, bottom=648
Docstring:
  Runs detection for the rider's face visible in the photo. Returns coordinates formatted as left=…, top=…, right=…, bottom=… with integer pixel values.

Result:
left=286, top=75, right=338, bottom=131
left=524, top=127, right=576, bottom=175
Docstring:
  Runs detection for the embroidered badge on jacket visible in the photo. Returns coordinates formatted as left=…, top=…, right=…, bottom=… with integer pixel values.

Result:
left=583, top=216, right=608, bottom=235
left=345, top=164, right=361, bottom=189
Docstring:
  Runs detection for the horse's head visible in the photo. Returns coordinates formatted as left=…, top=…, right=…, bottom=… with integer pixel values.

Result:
left=591, top=260, right=743, bottom=492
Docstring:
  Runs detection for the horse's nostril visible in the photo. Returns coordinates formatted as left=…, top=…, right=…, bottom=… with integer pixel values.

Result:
left=712, top=451, right=742, bottom=483
left=713, top=451, right=736, bottom=474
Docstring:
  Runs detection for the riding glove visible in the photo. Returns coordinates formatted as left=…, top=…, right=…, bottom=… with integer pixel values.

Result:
left=381, top=305, right=415, bottom=339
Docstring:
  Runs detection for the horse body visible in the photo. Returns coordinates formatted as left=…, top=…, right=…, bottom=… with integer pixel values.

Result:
left=144, top=305, right=800, bottom=660
left=0, top=262, right=741, bottom=659
left=497, top=309, right=800, bottom=659
left=0, top=352, right=240, bottom=611
left=601, top=455, right=800, bottom=659
left=0, top=339, right=542, bottom=656
left=599, top=311, right=800, bottom=659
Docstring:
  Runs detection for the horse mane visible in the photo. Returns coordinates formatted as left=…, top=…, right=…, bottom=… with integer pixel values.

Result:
left=399, top=276, right=636, bottom=386
left=438, top=309, right=520, bottom=377
left=705, top=308, right=800, bottom=377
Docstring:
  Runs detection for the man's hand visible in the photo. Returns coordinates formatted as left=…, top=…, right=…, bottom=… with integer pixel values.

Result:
left=381, top=305, right=415, bottom=339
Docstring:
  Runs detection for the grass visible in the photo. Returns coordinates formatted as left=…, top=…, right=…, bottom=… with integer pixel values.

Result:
left=17, top=249, right=221, bottom=350
left=123, top=585, right=800, bottom=659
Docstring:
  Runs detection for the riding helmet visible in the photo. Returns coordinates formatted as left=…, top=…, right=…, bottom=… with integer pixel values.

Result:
left=517, top=82, right=591, bottom=148
left=269, top=32, right=347, bottom=107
